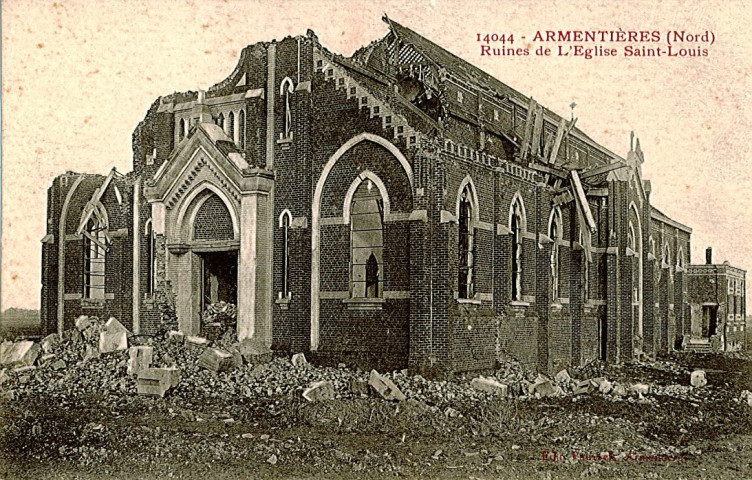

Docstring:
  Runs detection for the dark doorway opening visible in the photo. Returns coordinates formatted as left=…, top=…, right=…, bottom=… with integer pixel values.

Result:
left=702, top=305, right=718, bottom=337
left=200, top=251, right=238, bottom=312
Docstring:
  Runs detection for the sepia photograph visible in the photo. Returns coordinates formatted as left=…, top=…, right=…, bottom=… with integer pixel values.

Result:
left=1, top=0, right=751, bottom=478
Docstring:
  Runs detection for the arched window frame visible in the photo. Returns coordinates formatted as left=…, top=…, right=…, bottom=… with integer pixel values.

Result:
left=227, top=111, right=235, bottom=144
left=280, top=77, right=295, bottom=140
left=348, top=175, right=385, bottom=300
left=179, top=118, right=187, bottom=141
left=238, top=109, right=246, bottom=150
left=457, top=184, right=476, bottom=299
left=662, top=242, right=671, bottom=269
left=509, top=194, right=527, bottom=302
left=83, top=205, right=108, bottom=300
left=217, top=112, right=225, bottom=130
left=548, top=207, right=563, bottom=302
left=278, top=209, right=293, bottom=299
left=144, top=219, right=157, bottom=296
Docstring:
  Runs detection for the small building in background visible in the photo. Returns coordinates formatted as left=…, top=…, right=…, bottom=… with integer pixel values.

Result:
left=687, top=247, right=747, bottom=351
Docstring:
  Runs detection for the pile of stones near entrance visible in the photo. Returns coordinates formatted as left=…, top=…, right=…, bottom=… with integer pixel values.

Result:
left=2, top=315, right=751, bottom=409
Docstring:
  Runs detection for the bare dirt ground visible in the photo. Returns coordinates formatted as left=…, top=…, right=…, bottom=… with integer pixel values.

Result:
left=1, top=331, right=751, bottom=479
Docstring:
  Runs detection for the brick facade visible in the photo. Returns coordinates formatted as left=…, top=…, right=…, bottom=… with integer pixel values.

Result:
left=40, top=18, right=745, bottom=374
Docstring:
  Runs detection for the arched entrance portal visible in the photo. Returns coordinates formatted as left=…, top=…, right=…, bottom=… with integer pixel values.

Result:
left=171, top=186, right=240, bottom=334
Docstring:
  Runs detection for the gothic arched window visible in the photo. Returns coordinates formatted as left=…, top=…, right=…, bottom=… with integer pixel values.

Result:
left=238, top=109, right=245, bottom=150
left=227, top=111, right=235, bottom=143
left=510, top=197, right=525, bottom=301
left=458, top=185, right=475, bottom=299
left=83, top=216, right=107, bottom=299
left=549, top=208, right=562, bottom=301
left=350, top=179, right=383, bottom=298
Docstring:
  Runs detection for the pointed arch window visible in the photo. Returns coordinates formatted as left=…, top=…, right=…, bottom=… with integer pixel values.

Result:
left=549, top=208, right=562, bottom=301
left=279, top=210, right=292, bottom=298
left=511, top=198, right=525, bottom=301
left=350, top=179, right=384, bottom=298
left=227, top=111, right=235, bottom=143
left=662, top=243, right=671, bottom=269
left=629, top=222, right=639, bottom=304
left=458, top=186, right=475, bottom=299
left=280, top=77, right=294, bottom=140
left=217, top=112, right=225, bottom=130
left=83, top=216, right=107, bottom=299
left=238, top=110, right=245, bottom=150
left=180, top=118, right=187, bottom=141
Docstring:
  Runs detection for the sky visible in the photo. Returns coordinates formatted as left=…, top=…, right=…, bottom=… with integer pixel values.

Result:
left=2, top=0, right=751, bottom=310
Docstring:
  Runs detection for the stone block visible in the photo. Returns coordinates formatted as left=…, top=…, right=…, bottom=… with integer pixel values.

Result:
left=630, top=383, right=650, bottom=395
left=611, top=384, right=628, bottom=396
left=598, top=379, right=613, bottom=394
left=574, top=379, right=593, bottom=395
left=51, top=359, right=67, bottom=371
left=197, top=348, right=235, bottom=372
left=0, top=341, right=40, bottom=368
left=40, top=334, right=61, bottom=354
left=98, top=318, right=128, bottom=353
left=185, top=336, right=210, bottom=351
left=39, top=353, right=57, bottom=364
left=533, top=379, right=556, bottom=397
left=75, top=315, right=92, bottom=331
left=137, top=367, right=181, bottom=397
left=470, top=377, right=508, bottom=396
left=369, top=370, right=406, bottom=401
left=690, top=370, right=707, bottom=388
left=303, top=381, right=335, bottom=402
left=83, top=345, right=101, bottom=362
left=167, top=331, right=185, bottom=344
left=236, top=338, right=272, bottom=364
left=291, top=353, right=308, bottom=368
left=127, top=346, right=153, bottom=376
left=554, top=369, right=571, bottom=384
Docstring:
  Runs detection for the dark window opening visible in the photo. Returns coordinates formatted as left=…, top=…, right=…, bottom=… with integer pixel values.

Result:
left=458, top=187, right=474, bottom=299
left=366, top=253, right=379, bottom=298
left=238, top=110, right=245, bottom=150
left=511, top=206, right=523, bottom=301
left=227, top=111, right=235, bottom=142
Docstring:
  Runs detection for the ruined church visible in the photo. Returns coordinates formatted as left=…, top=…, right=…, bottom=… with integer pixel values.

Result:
left=40, top=18, right=746, bottom=374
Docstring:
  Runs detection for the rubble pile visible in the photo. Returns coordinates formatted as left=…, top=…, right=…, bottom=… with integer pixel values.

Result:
left=2, top=315, right=751, bottom=413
